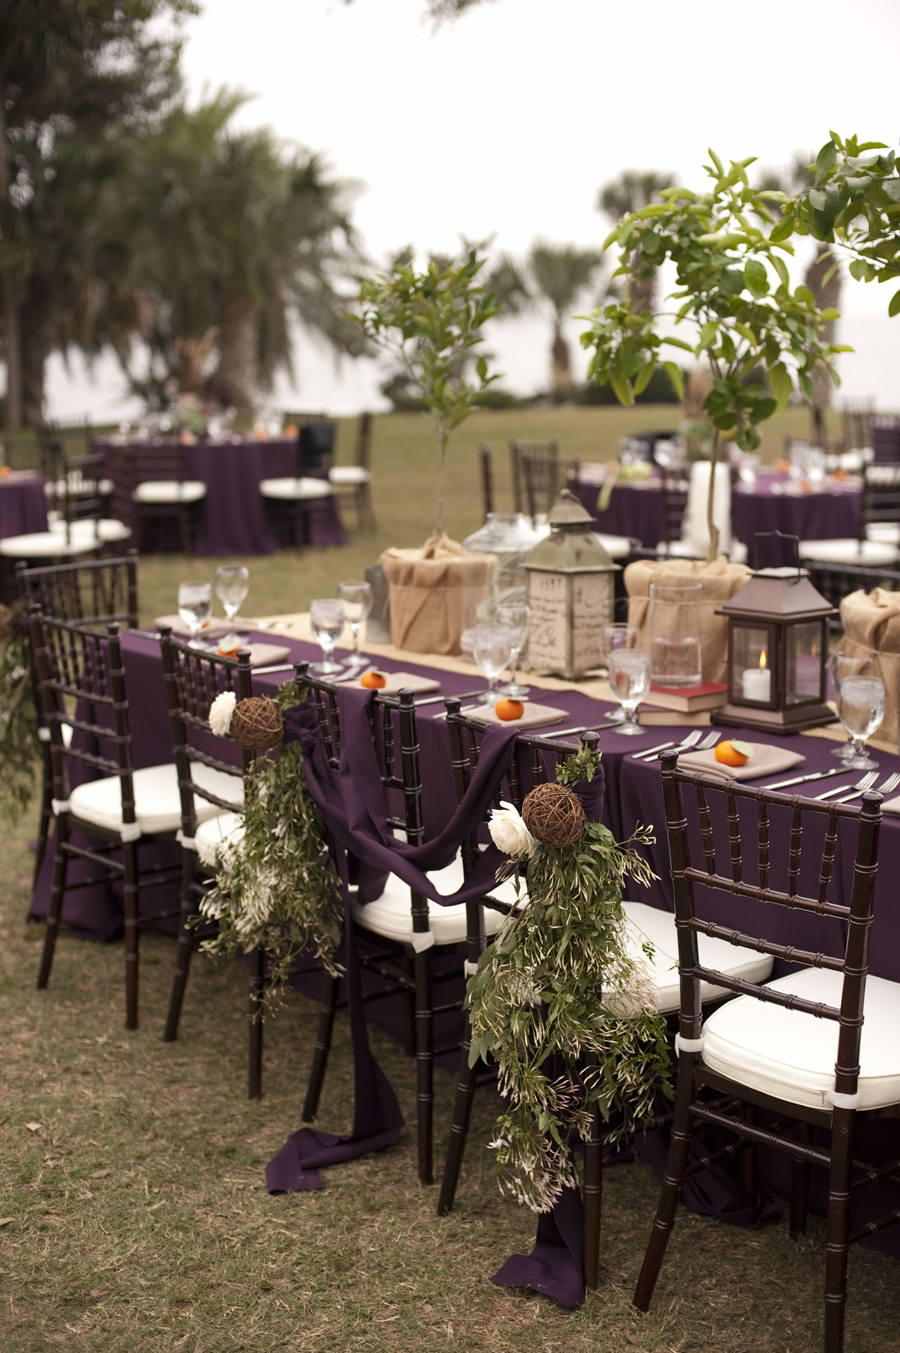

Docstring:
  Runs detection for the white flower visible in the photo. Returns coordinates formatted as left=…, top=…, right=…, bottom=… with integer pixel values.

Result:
left=488, top=801, right=536, bottom=858
left=209, top=690, right=237, bottom=737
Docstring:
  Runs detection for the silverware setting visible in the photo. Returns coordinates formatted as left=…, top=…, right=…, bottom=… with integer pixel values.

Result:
left=831, top=771, right=900, bottom=805
left=813, top=771, right=878, bottom=801
left=767, top=767, right=845, bottom=791
left=631, top=729, right=721, bottom=761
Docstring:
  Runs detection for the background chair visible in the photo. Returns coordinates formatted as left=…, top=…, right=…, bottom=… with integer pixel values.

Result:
left=478, top=443, right=494, bottom=519
left=521, top=450, right=581, bottom=523
left=632, top=755, right=898, bottom=1353
left=260, top=420, right=338, bottom=549
left=510, top=440, right=558, bottom=515
left=127, top=443, right=206, bottom=555
left=329, top=411, right=375, bottom=530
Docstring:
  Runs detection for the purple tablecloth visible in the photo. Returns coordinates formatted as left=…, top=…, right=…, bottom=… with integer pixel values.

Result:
left=576, top=470, right=861, bottom=551
left=0, top=473, right=47, bottom=538
left=94, top=438, right=346, bottom=556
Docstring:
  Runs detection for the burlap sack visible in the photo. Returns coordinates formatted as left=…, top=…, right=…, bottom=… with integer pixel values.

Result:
left=840, top=588, right=900, bottom=747
left=624, top=555, right=752, bottom=683
left=380, top=533, right=496, bottom=655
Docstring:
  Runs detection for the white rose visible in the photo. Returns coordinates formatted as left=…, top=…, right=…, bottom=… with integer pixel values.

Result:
left=488, top=801, right=536, bottom=858
left=209, top=690, right=237, bottom=737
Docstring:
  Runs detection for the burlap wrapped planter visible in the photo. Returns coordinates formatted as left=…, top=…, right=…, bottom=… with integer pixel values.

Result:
left=624, top=555, right=752, bottom=684
left=840, top=587, right=900, bottom=747
left=380, top=533, right=496, bottom=655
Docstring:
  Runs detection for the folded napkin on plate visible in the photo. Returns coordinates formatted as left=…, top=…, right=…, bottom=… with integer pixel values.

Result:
left=678, top=743, right=805, bottom=781
left=240, top=643, right=291, bottom=668
left=475, top=701, right=570, bottom=730
left=154, top=614, right=235, bottom=640
left=365, top=671, right=441, bottom=695
left=880, top=793, right=900, bottom=816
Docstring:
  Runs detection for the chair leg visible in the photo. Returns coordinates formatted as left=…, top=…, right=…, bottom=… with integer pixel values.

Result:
left=248, top=947, right=265, bottom=1100
left=33, top=745, right=54, bottom=890
left=37, top=814, right=69, bottom=990
left=414, top=948, right=434, bottom=1185
left=824, top=1107, right=856, bottom=1353
left=582, top=1100, right=603, bottom=1290
left=633, top=1056, right=696, bottom=1311
left=164, top=850, right=200, bottom=1042
left=790, top=1120, right=812, bottom=1238
left=123, top=840, right=140, bottom=1030
left=302, top=970, right=339, bottom=1122
left=437, top=1019, right=480, bottom=1215
left=740, top=1102, right=758, bottom=1210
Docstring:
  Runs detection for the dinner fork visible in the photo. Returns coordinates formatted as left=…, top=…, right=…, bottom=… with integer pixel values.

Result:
left=631, top=729, right=705, bottom=761
left=813, top=771, right=877, bottom=802
left=833, top=771, right=900, bottom=805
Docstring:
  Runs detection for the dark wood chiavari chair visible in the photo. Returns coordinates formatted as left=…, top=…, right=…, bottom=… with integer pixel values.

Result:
left=129, top=443, right=207, bottom=555
left=510, top=439, right=558, bottom=516
left=29, top=612, right=207, bottom=1029
left=799, top=558, right=900, bottom=621
left=632, top=753, right=900, bottom=1353
left=260, top=421, right=339, bottom=550
left=657, top=465, right=689, bottom=553
left=329, top=412, right=375, bottom=531
left=16, top=553, right=140, bottom=885
left=522, top=451, right=581, bottom=522
left=479, top=443, right=494, bottom=518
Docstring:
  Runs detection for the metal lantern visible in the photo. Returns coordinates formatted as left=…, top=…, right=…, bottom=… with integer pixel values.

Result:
left=522, top=489, right=620, bottom=680
left=714, top=565, right=836, bottom=734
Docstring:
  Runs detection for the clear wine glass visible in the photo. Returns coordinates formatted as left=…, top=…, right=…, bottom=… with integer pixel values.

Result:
left=832, top=648, right=884, bottom=770
left=215, top=565, right=249, bottom=645
left=600, top=622, right=641, bottom=725
left=310, top=598, right=345, bottom=674
left=177, top=580, right=212, bottom=648
left=607, top=647, right=651, bottom=735
left=496, top=603, right=531, bottom=698
left=829, top=641, right=857, bottom=761
left=338, top=581, right=373, bottom=670
left=471, top=623, right=514, bottom=705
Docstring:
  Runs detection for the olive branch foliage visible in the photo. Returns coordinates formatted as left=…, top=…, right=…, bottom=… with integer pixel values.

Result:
left=466, top=747, right=671, bottom=1213
left=0, top=605, right=41, bottom=823
left=198, top=679, right=343, bottom=993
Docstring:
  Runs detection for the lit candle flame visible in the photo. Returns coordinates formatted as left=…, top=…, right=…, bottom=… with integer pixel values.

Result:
left=759, top=649, right=767, bottom=670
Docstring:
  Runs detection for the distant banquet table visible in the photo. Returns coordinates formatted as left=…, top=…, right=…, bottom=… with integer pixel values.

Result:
left=576, top=464, right=862, bottom=553
left=0, top=471, right=48, bottom=540
left=94, top=436, right=346, bottom=556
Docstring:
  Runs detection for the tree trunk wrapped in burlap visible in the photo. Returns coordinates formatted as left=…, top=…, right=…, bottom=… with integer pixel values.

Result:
left=624, top=555, right=752, bottom=683
left=379, top=533, right=496, bottom=655
left=840, top=587, right=900, bottom=746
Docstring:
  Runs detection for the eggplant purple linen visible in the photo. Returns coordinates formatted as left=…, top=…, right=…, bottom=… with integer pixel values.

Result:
left=0, top=475, right=48, bottom=539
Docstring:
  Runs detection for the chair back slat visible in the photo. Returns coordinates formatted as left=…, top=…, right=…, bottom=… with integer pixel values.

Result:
left=696, top=784, right=716, bottom=874
left=479, top=444, right=494, bottom=518
left=18, top=553, right=139, bottom=630
left=726, top=786, right=742, bottom=882
left=818, top=815, right=839, bottom=904
left=757, top=799, right=770, bottom=892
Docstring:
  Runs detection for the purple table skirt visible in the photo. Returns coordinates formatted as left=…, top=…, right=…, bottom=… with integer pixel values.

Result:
left=95, top=438, right=346, bottom=556
left=0, top=474, right=48, bottom=538
left=576, top=471, right=861, bottom=551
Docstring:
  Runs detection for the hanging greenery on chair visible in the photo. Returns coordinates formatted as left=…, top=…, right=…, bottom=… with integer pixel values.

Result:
left=0, top=605, right=40, bottom=823
left=199, top=678, right=343, bottom=992
left=466, top=745, right=672, bottom=1212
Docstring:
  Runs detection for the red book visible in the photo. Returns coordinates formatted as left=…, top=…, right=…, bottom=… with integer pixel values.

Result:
left=646, top=680, right=728, bottom=713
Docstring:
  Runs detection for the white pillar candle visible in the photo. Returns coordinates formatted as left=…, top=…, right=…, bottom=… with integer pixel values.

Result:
left=742, top=667, right=771, bottom=702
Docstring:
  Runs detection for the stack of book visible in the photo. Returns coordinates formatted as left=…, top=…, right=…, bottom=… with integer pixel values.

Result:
left=638, top=681, right=729, bottom=726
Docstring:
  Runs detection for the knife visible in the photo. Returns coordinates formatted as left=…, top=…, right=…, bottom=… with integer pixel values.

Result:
left=765, top=767, right=845, bottom=791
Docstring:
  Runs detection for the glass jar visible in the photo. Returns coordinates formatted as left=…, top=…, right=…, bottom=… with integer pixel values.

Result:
left=462, top=512, right=542, bottom=616
left=648, top=581, right=703, bottom=687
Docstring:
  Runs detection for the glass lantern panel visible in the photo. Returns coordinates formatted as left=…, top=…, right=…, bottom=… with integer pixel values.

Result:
left=731, top=624, right=773, bottom=704
left=786, top=621, right=823, bottom=705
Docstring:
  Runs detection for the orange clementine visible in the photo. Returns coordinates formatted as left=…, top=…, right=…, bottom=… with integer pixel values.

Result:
left=715, top=738, right=753, bottom=767
left=0, top=465, right=11, bottom=477
left=360, top=670, right=387, bottom=689
left=495, top=697, right=525, bottom=721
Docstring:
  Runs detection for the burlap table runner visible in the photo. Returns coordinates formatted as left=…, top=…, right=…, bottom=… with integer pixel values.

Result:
left=379, top=533, right=496, bottom=656
left=624, top=555, right=752, bottom=683
left=840, top=587, right=900, bottom=747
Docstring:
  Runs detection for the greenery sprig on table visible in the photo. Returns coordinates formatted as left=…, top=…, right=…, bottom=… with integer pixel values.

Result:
left=466, top=747, right=670, bottom=1213
left=199, top=679, right=343, bottom=993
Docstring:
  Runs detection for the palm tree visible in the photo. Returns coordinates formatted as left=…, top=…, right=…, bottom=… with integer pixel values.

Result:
left=597, top=169, right=675, bottom=315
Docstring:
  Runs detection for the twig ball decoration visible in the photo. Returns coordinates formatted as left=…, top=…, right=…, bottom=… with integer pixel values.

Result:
left=522, top=782, right=586, bottom=848
left=230, top=696, right=284, bottom=751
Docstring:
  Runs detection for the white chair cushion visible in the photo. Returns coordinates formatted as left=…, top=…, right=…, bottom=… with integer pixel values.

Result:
left=799, top=538, right=900, bottom=566
left=593, top=532, right=632, bottom=560
left=618, top=901, right=773, bottom=1015
left=56, top=518, right=132, bottom=545
left=329, top=466, right=372, bottom=486
left=133, top=480, right=207, bottom=504
left=866, top=522, right=900, bottom=545
left=259, top=476, right=334, bottom=501
left=700, top=967, right=900, bottom=1112
left=0, top=531, right=97, bottom=559
left=46, top=476, right=114, bottom=497
left=351, top=852, right=524, bottom=947
left=68, top=762, right=244, bottom=838
left=194, top=810, right=244, bottom=868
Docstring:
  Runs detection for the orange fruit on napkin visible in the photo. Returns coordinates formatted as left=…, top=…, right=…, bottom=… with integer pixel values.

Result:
left=715, top=738, right=753, bottom=767
left=360, top=670, right=387, bottom=689
left=495, top=697, right=525, bottom=721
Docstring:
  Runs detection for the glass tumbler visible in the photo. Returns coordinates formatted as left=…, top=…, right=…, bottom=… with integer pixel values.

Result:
left=648, top=581, right=703, bottom=688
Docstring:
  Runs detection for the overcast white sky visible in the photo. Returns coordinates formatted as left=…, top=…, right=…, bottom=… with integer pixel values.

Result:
left=47, top=0, right=900, bottom=417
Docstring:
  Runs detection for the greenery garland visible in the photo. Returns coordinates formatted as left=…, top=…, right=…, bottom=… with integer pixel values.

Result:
left=466, top=746, right=672, bottom=1212
left=0, top=605, right=40, bottom=823
left=198, top=679, right=343, bottom=992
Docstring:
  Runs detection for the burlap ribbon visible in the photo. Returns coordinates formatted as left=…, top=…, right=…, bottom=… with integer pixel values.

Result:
left=379, top=533, right=496, bottom=655
left=624, top=555, right=752, bottom=683
left=840, top=587, right=900, bottom=746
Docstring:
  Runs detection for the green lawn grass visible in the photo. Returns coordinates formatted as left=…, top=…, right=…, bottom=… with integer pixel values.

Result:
left=3, top=403, right=899, bottom=1352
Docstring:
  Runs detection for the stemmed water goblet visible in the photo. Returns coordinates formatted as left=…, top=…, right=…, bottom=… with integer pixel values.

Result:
left=607, top=645, right=651, bottom=735
left=600, top=622, right=641, bottom=724
left=337, top=581, right=373, bottom=671
left=310, top=598, right=345, bottom=674
left=471, top=623, right=514, bottom=705
left=832, top=647, right=884, bottom=770
left=177, top=580, right=212, bottom=648
left=496, top=603, right=530, bottom=698
left=215, top=565, right=249, bottom=647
